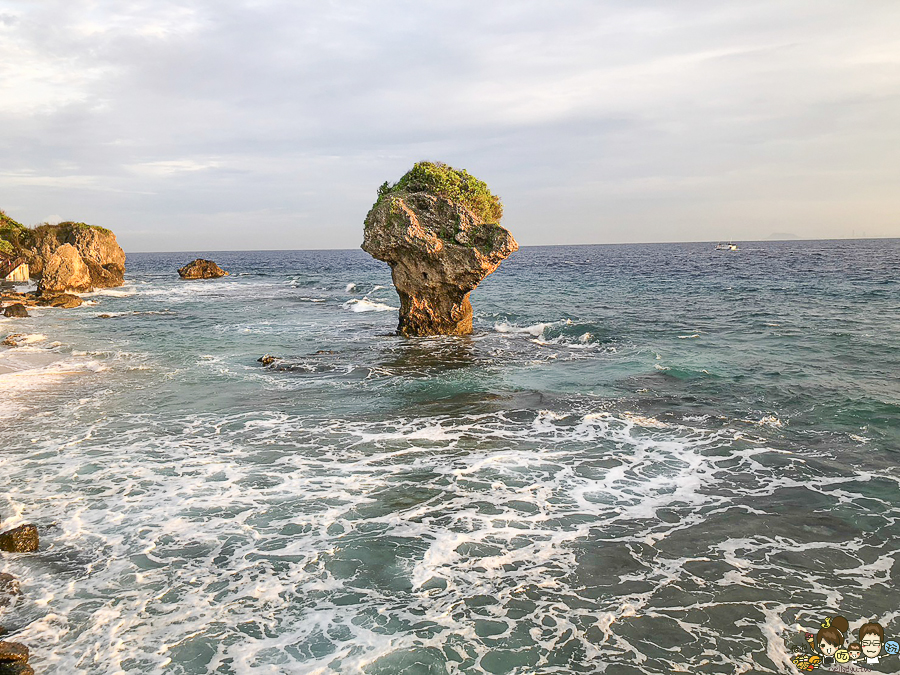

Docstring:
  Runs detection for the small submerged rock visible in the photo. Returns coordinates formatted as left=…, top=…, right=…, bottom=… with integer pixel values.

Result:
left=1, top=305, right=27, bottom=319
left=178, top=259, right=229, bottom=279
left=0, top=526, right=38, bottom=553
left=258, top=354, right=280, bottom=366
left=0, top=574, right=19, bottom=608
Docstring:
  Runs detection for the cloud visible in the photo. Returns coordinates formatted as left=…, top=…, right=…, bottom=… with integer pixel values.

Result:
left=1, top=0, right=898, bottom=249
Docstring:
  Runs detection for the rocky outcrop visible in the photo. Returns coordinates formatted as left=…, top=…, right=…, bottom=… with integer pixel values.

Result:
left=362, top=162, right=517, bottom=336
left=26, top=222, right=125, bottom=290
left=0, top=526, right=38, bottom=553
left=0, top=641, right=33, bottom=675
left=178, top=259, right=229, bottom=279
left=1, top=305, right=27, bottom=318
left=37, top=244, right=93, bottom=294
left=35, top=292, right=82, bottom=308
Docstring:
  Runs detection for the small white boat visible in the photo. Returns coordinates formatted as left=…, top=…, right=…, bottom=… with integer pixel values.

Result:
left=715, top=242, right=738, bottom=251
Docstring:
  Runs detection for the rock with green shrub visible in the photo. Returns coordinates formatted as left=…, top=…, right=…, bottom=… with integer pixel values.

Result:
left=362, top=161, right=517, bottom=336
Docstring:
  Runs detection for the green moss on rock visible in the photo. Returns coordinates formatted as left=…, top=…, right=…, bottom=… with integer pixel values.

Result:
left=376, top=161, right=503, bottom=224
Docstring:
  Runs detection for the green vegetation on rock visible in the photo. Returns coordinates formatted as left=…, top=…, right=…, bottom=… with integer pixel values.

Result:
left=0, top=210, right=113, bottom=259
left=376, top=161, right=503, bottom=224
left=0, top=209, right=29, bottom=255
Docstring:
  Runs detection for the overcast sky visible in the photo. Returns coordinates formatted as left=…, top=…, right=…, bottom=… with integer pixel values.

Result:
left=1, top=1, right=898, bottom=251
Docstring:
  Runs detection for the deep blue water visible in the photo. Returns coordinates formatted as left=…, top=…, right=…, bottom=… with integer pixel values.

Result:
left=1, top=240, right=898, bottom=674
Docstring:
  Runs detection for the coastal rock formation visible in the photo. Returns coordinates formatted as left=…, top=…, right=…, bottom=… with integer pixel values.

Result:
left=0, top=526, right=38, bottom=553
left=362, top=162, right=517, bottom=336
left=37, top=244, right=93, bottom=294
left=67, top=226, right=126, bottom=287
left=35, top=292, right=83, bottom=309
left=1, top=305, right=27, bottom=319
left=1, top=213, right=126, bottom=291
left=178, top=259, right=229, bottom=279
left=27, top=223, right=125, bottom=288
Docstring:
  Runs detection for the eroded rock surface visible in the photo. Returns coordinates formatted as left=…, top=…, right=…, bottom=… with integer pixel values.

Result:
left=26, top=222, right=126, bottom=290
left=362, top=162, right=517, bottom=336
left=37, top=244, right=93, bottom=294
left=178, top=259, right=229, bottom=279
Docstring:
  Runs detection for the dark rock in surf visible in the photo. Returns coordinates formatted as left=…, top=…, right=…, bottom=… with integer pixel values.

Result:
left=258, top=354, right=279, bottom=366
left=1, top=334, right=24, bottom=347
left=0, top=574, right=19, bottom=608
left=178, top=259, right=229, bottom=279
left=0, top=663, right=35, bottom=675
left=0, top=526, right=39, bottom=553
left=35, top=292, right=82, bottom=309
left=1, top=305, right=27, bottom=319
left=0, top=641, right=28, bottom=663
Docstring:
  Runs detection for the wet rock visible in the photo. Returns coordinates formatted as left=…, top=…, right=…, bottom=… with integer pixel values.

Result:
left=98, top=314, right=112, bottom=319
left=0, top=661, right=34, bottom=675
left=362, top=162, right=517, bottom=336
left=35, top=292, right=82, bottom=309
left=0, top=574, right=19, bottom=600
left=37, top=243, right=92, bottom=294
left=0, top=642, right=28, bottom=662
left=0, top=526, right=38, bottom=553
left=1, top=334, right=24, bottom=347
left=178, top=259, right=229, bottom=279
left=1, top=305, right=27, bottom=319
left=0, top=574, right=19, bottom=612
left=258, top=354, right=279, bottom=366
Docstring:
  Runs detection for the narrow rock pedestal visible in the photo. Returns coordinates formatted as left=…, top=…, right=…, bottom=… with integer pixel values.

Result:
left=362, top=162, right=517, bottom=336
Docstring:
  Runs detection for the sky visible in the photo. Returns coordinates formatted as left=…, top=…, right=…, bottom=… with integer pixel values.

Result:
left=1, top=1, right=899, bottom=252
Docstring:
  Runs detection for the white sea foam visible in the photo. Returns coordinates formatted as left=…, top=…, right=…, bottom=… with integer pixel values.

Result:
left=493, top=321, right=553, bottom=337
left=1, top=404, right=894, bottom=673
left=345, top=283, right=357, bottom=292
left=85, top=288, right=137, bottom=298
left=342, top=298, right=397, bottom=312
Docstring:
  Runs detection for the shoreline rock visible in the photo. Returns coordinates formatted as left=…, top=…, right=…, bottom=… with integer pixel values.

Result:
left=178, top=259, right=229, bottom=279
left=362, top=162, right=517, bottom=336
left=1, top=213, right=126, bottom=293
left=1, top=305, right=27, bottom=319
left=38, top=243, right=92, bottom=294
left=0, top=526, right=38, bottom=553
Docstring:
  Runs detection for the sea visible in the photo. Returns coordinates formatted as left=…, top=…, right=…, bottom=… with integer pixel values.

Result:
left=0, top=240, right=898, bottom=674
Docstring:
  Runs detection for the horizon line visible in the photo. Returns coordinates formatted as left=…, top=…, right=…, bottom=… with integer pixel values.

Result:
left=123, top=235, right=900, bottom=255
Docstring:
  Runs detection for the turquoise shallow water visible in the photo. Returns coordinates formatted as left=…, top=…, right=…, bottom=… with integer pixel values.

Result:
left=0, top=240, right=898, bottom=674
